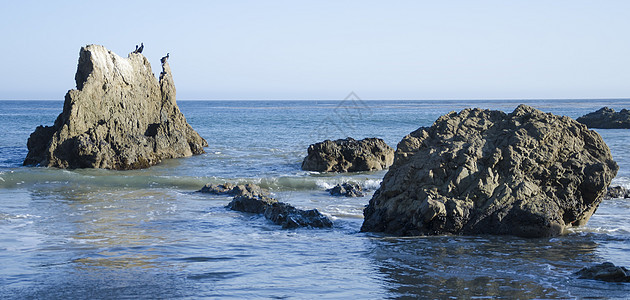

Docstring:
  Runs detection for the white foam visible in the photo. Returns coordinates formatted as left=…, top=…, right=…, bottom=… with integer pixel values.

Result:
left=315, top=180, right=336, bottom=190
left=363, top=179, right=382, bottom=190
left=611, top=176, right=630, bottom=189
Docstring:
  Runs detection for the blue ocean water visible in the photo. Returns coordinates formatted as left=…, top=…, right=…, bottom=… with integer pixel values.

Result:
left=1, top=99, right=629, bottom=298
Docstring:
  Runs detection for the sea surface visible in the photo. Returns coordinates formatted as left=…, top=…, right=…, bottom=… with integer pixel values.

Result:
left=1, top=99, right=629, bottom=299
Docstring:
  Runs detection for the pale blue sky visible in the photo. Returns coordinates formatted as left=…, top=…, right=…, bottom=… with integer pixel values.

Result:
left=1, top=0, right=629, bottom=100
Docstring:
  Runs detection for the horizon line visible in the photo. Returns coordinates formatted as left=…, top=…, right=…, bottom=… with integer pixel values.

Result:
left=2, top=97, right=630, bottom=102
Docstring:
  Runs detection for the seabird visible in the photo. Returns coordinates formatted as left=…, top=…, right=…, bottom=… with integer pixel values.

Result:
left=134, top=45, right=138, bottom=53
left=137, top=42, right=144, bottom=54
left=161, top=53, right=170, bottom=64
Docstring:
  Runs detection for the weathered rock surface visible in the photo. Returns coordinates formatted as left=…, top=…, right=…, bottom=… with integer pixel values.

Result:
left=262, top=202, right=333, bottom=229
left=576, top=262, right=630, bottom=282
left=361, top=105, right=618, bottom=238
left=201, top=182, right=333, bottom=229
left=604, top=185, right=630, bottom=200
left=301, top=137, right=394, bottom=172
left=24, top=44, right=207, bottom=169
left=199, top=183, right=237, bottom=195
left=199, top=182, right=268, bottom=197
left=228, top=194, right=278, bottom=214
left=327, top=182, right=365, bottom=197
left=576, top=107, right=630, bottom=129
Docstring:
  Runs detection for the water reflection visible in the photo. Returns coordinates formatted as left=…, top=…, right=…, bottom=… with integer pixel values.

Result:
left=364, top=234, right=615, bottom=298
left=29, top=186, right=180, bottom=270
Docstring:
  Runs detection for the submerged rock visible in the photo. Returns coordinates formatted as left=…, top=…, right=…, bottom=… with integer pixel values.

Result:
left=604, top=186, right=630, bottom=200
left=24, top=44, right=207, bottom=169
left=361, top=105, right=618, bottom=238
left=301, top=137, right=394, bottom=172
left=327, top=182, right=365, bottom=197
left=576, top=107, right=630, bottom=129
left=263, top=202, right=333, bottom=229
left=576, top=262, right=630, bottom=282
left=203, top=182, right=333, bottom=229
left=228, top=194, right=278, bottom=214
left=199, top=183, right=236, bottom=195
left=199, top=183, right=268, bottom=197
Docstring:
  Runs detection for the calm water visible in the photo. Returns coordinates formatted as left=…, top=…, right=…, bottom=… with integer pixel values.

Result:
left=1, top=99, right=629, bottom=299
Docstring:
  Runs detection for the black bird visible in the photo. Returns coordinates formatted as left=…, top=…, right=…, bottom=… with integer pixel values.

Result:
left=134, top=45, right=138, bottom=53
left=161, top=53, right=170, bottom=64
left=137, top=42, right=144, bottom=54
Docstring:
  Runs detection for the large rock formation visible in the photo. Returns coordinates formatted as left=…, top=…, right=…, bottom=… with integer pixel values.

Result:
left=301, top=137, right=394, bottom=172
left=361, top=105, right=618, bottom=238
left=576, top=107, right=630, bottom=129
left=24, top=45, right=207, bottom=169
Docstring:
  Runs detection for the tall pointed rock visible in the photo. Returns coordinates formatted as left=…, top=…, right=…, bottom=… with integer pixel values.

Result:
left=24, top=44, right=207, bottom=169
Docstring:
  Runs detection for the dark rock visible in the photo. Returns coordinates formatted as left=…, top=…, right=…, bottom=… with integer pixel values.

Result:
left=361, top=105, right=618, bottom=238
left=23, top=44, right=207, bottom=169
left=576, top=262, right=630, bottom=282
left=199, top=183, right=236, bottom=194
left=327, top=182, right=365, bottom=197
left=199, top=183, right=268, bottom=197
left=576, top=107, right=630, bottom=129
left=214, top=183, right=333, bottom=229
left=263, top=202, right=333, bottom=229
left=228, top=194, right=278, bottom=214
left=604, top=185, right=630, bottom=200
left=301, top=137, right=394, bottom=172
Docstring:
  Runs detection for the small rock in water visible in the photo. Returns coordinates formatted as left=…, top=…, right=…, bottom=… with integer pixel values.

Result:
left=228, top=194, right=278, bottom=214
left=327, top=182, right=365, bottom=197
left=203, top=182, right=333, bottom=229
left=199, top=183, right=268, bottom=197
left=576, top=262, right=630, bottom=282
left=199, top=183, right=236, bottom=194
left=263, top=202, right=333, bottom=229
left=301, top=137, right=394, bottom=172
left=576, top=107, right=630, bottom=129
left=604, top=185, right=630, bottom=200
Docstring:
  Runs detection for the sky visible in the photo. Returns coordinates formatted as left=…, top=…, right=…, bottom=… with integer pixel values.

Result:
left=1, top=0, right=629, bottom=100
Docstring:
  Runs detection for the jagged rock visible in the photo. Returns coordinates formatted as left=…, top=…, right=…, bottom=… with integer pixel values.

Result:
left=199, top=183, right=236, bottom=194
left=327, top=182, right=365, bottom=197
left=199, top=183, right=268, bottom=197
left=604, top=186, right=630, bottom=200
left=263, top=202, right=333, bottom=229
left=209, top=182, right=333, bottom=229
left=576, top=262, right=630, bottom=282
left=23, top=44, right=207, bottom=169
left=228, top=195, right=333, bottom=229
left=301, top=137, right=394, bottom=172
left=228, top=194, right=278, bottom=214
left=361, top=105, right=618, bottom=238
left=577, top=107, right=630, bottom=129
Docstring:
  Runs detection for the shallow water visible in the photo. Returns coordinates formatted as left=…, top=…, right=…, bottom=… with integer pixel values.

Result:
left=1, top=99, right=630, bottom=298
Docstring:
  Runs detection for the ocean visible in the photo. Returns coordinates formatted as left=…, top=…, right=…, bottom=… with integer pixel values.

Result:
left=1, top=99, right=629, bottom=298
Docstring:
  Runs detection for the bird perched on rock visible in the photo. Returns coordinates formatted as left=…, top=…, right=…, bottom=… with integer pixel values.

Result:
left=161, top=53, right=170, bottom=64
left=133, top=45, right=138, bottom=53
left=137, top=42, right=144, bottom=54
